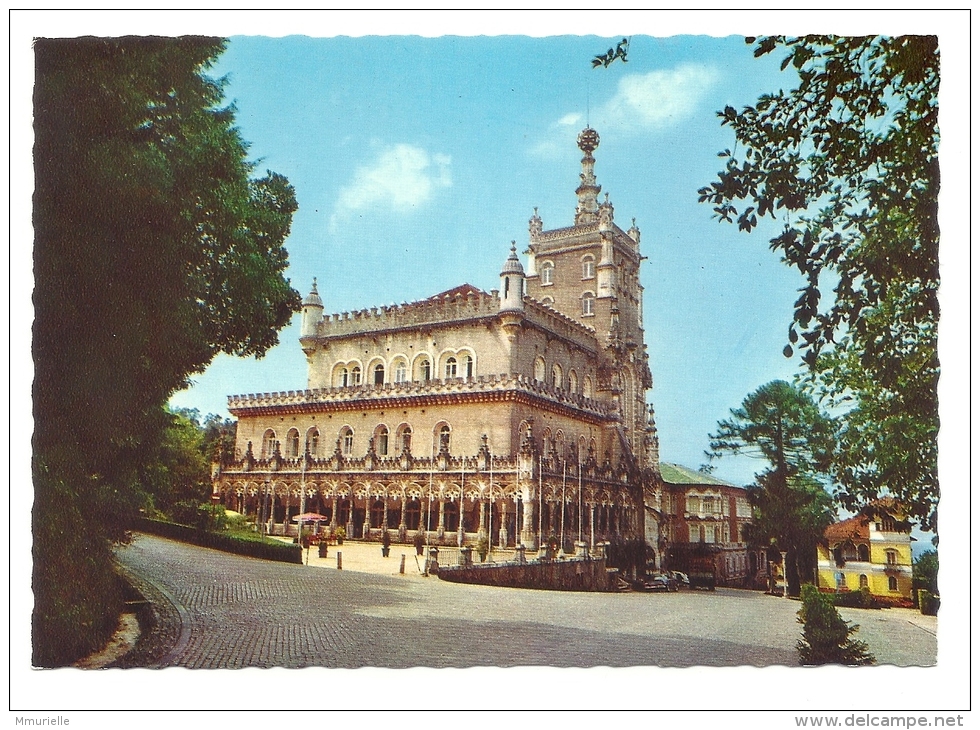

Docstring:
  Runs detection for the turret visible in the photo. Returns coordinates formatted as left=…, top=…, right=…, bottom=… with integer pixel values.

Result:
left=300, top=278, right=324, bottom=338
left=499, top=241, right=525, bottom=313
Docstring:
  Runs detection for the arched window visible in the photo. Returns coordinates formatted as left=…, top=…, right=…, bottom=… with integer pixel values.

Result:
left=568, top=370, right=578, bottom=394
left=338, top=367, right=349, bottom=387
left=462, top=354, right=474, bottom=378
left=398, top=425, right=412, bottom=454
left=286, top=428, right=300, bottom=458
left=262, top=429, right=277, bottom=458
left=541, top=296, right=554, bottom=308
left=582, top=255, right=595, bottom=280
left=583, top=376, right=593, bottom=398
left=439, top=425, right=451, bottom=452
left=394, top=360, right=408, bottom=383
left=552, top=363, right=563, bottom=389
left=350, top=366, right=361, bottom=386
left=581, top=291, right=595, bottom=316
left=885, top=549, right=898, bottom=565
left=540, top=261, right=554, bottom=286
left=858, top=544, right=870, bottom=562
left=888, top=575, right=898, bottom=591
left=533, top=357, right=546, bottom=382
left=859, top=574, right=869, bottom=589
left=444, top=356, right=457, bottom=379
left=374, top=363, right=385, bottom=385
left=306, top=428, right=320, bottom=457
left=376, top=426, right=389, bottom=456
left=340, top=427, right=354, bottom=455
left=418, top=358, right=431, bottom=382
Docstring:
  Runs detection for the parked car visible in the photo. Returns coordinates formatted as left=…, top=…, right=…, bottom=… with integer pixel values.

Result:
left=668, top=571, right=689, bottom=588
left=644, top=573, right=679, bottom=592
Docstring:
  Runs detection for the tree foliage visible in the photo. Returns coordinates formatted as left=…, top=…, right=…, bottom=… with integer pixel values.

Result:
left=709, top=381, right=835, bottom=595
left=32, top=37, right=299, bottom=666
left=913, top=549, right=939, bottom=596
left=697, top=36, right=939, bottom=533
left=797, top=584, right=875, bottom=666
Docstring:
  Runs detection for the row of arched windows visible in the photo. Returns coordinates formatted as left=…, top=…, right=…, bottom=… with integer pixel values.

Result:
left=538, top=291, right=595, bottom=316
left=262, top=427, right=320, bottom=459
left=332, top=352, right=475, bottom=388
left=260, top=423, right=454, bottom=459
left=532, top=357, right=593, bottom=397
left=538, top=255, right=595, bottom=286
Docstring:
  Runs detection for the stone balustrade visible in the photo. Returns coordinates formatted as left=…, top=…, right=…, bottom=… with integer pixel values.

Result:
left=228, top=372, right=613, bottom=420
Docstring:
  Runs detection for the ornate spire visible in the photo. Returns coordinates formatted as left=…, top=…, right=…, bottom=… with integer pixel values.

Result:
left=574, top=127, right=601, bottom=225
left=303, top=278, right=323, bottom=308
left=529, top=206, right=542, bottom=241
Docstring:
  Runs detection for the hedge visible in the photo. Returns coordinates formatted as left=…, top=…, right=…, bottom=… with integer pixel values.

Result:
left=135, top=518, right=302, bottom=564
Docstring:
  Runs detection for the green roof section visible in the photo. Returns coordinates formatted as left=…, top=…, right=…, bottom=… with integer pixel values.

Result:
left=660, top=462, right=741, bottom=488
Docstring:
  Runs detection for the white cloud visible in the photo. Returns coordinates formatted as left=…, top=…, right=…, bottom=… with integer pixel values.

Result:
left=597, top=64, right=720, bottom=131
left=330, top=144, right=451, bottom=231
left=557, top=112, right=582, bottom=127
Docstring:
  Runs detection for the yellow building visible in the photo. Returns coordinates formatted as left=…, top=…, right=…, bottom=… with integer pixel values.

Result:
left=816, top=500, right=914, bottom=599
left=212, top=127, right=660, bottom=553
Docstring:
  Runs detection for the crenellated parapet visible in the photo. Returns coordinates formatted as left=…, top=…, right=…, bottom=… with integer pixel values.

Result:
left=228, top=372, right=614, bottom=421
left=523, top=298, right=597, bottom=350
left=308, top=288, right=500, bottom=339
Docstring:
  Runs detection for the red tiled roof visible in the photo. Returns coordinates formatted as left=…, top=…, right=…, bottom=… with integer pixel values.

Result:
left=427, top=284, right=486, bottom=300
left=824, top=514, right=869, bottom=544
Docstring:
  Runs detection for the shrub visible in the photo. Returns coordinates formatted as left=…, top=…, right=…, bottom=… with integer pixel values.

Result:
left=834, top=586, right=880, bottom=609
left=797, top=584, right=876, bottom=665
left=136, top=518, right=302, bottom=563
left=918, top=589, right=940, bottom=616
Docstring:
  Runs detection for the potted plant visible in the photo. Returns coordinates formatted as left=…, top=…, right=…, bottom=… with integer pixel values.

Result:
left=335, top=526, right=346, bottom=545
left=476, top=535, right=489, bottom=563
left=381, top=529, right=391, bottom=558
left=414, top=530, right=425, bottom=556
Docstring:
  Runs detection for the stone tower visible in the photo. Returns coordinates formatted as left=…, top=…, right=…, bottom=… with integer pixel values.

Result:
left=524, top=128, right=656, bottom=474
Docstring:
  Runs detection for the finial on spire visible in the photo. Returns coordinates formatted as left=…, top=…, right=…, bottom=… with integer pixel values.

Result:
left=574, top=127, right=602, bottom=225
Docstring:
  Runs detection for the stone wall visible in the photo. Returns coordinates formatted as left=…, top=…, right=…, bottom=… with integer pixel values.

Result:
left=437, top=556, right=616, bottom=592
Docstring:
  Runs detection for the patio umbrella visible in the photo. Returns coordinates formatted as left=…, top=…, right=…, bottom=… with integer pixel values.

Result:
left=292, top=513, right=329, bottom=522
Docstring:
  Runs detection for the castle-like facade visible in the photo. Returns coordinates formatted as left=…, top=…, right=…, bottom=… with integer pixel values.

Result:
left=213, top=128, right=755, bottom=578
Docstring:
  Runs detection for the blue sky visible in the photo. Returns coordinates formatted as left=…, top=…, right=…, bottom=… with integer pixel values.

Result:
left=168, top=32, right=810, bottom=487
left=11, top=8, right=970, bottom=714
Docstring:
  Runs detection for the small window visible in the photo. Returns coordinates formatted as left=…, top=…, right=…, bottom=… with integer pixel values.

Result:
left=439, top=425, right=451, bottom=452
left=262, top=429, right=277, bottom=458
left=341, top=427, right=354, bottom=455
left=394, top=361, right=408, bottom=383
left=374, top=363, right=385, bottom=385
left=888, top=575, right=898, bottom=591
left=885, top=549, right=898, bottom=565
left=541, top=296, right=554, bottom=308
left=582, top=256, right=595, bottom=280
left=286, top=428, right=300, bottom=458
left=552, top=363, right=563, bottom=389
left=583, top=376, right=593, bottom=398
left=540, top=261, right=554, bottom=286
left=582, top=292, right=595, bottom=316
left=419, top=359, right=430, bottom=381
left=445, top=356, right=458, bottom=379
left=377, top=427, right=389, bottom=456
left=350, top=366, right=361, bottom=386
left=306, top=428, right=319, bottom=456
left=533, top=357, right=546, bottom=382
left=338, top=367, right=349, bottom=387
left=858, top=544, right=870, bottom=562
left=463, top=354, right=473, bottom=378
left=859, top=574, right=869, bottom=589
left=568, top=370, right=578, bottom=393
left=400, top=426, right=412, bottom=453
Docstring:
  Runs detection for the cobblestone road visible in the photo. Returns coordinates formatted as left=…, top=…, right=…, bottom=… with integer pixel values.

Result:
left=115, top=534, right=935, bottom=669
